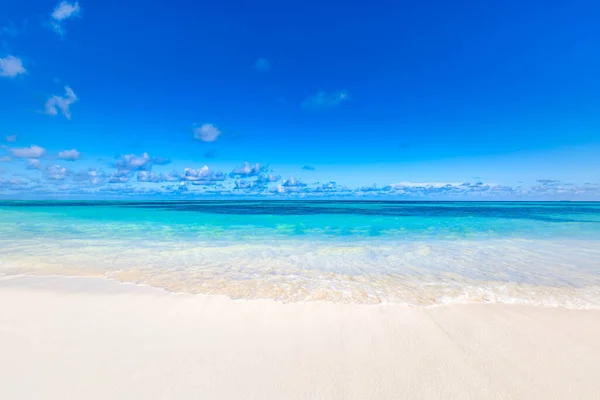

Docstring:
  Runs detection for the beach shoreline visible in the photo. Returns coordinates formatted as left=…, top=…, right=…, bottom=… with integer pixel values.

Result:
left=1, top=276, right=599, bottom=399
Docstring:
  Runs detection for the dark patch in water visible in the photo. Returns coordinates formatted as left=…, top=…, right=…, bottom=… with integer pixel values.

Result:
left=2, top=200, right=600, bottom=224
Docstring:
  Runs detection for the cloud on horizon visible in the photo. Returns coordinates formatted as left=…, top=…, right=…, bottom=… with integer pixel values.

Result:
left=281, top=176, right=306, bottom=187
left=108, top=169, right=131, bottom=183
left=181, top=166, right=226, bottom=184
left=256, top=174, right=281, bottom=183
left=137, top=171, right=179, bottom=183
left=0, top=137, right=598, bottom=200
left=73, top=169, right=104, bottom=185
left=229, top=162, right=263, bottom=178
left=114, top=152, right=171, bottom=171
left=45, top=164, right=68, bottom=180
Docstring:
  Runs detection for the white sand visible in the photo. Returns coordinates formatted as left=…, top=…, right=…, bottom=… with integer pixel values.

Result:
left=1, top=276, right=599, bottom=399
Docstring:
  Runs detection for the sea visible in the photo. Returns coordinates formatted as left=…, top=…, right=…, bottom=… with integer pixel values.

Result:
left=1, top=200, right=599, bottom=308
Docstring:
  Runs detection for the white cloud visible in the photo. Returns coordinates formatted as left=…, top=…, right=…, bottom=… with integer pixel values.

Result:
left=26, top=159, right=42, bottom=170
left=275, top=184, right=285, bottom=194
left=73, top=169, right=104, bottom=185
left=137, top=171, right=159, bottom=182
left=181, top=166, right=226, bottom=184
left=254, top=58, right=271, bottom=72
left=46, top=164, right=68, bottom=180
left=0, top=156, right=12, bottom=163
left=85, top=169, right=102, bottom=185
left=0, top=178, right=30, bottom=191
left=51, top=1, right=81, bottom=35
left=272, top=177, right=308, bottom=195
left=0, top=55, right=26, bottom=78
left=52, top=1, right=80, bottom=20
left=390, top=182, right=496, bottom=197
left=108, top=169, right=131, bottom=183
left=230, top=162, right=262, bottom=177
left=281, top=176, right=306, bottom=187
left=5, top=135, right=17, bottom=142
left=45, top=86, right=78, bottom=119
left=137, top=171, right=179, bottom=183
left=302, top=90, right=349, bottom=109
left=115, top=153, right=151, bottom=170
left=58, top=148, right=80, bottom=161
left=255, top=174, right=281, bottom=183
left=194, top=124, right=221, bottom=142
left=114, top=152, right=170, bottom=171
left=9, top=145, right=46, bottom=158
left=392, top=181, right=463, bottom=188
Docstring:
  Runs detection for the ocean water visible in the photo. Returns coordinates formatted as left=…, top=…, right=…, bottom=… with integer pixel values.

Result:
left=1, top=200, right=600, bottom=307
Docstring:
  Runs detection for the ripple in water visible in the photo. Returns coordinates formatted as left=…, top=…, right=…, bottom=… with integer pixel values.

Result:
left=1, top=201, right=600, bottom=308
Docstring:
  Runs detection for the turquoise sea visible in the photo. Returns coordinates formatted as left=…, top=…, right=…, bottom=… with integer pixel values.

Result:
left=1, top=201, right=600, bottom=307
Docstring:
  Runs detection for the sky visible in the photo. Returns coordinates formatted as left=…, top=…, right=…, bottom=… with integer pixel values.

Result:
left=1, top=0, right=600, bottom=199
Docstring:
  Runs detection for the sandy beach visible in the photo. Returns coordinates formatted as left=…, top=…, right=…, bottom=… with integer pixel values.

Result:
left=0, top=276, right=598, bottom=399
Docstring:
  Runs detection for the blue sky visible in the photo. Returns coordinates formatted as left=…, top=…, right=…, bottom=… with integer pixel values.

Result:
left=1, top=0, right=599, bottom=199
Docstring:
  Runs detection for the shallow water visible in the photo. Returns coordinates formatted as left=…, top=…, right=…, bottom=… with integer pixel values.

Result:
left=1, top=200, right=600, bottom=307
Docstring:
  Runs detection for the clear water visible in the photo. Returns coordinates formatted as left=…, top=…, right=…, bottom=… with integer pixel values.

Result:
left=1, top=200, right=600, bottom=307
